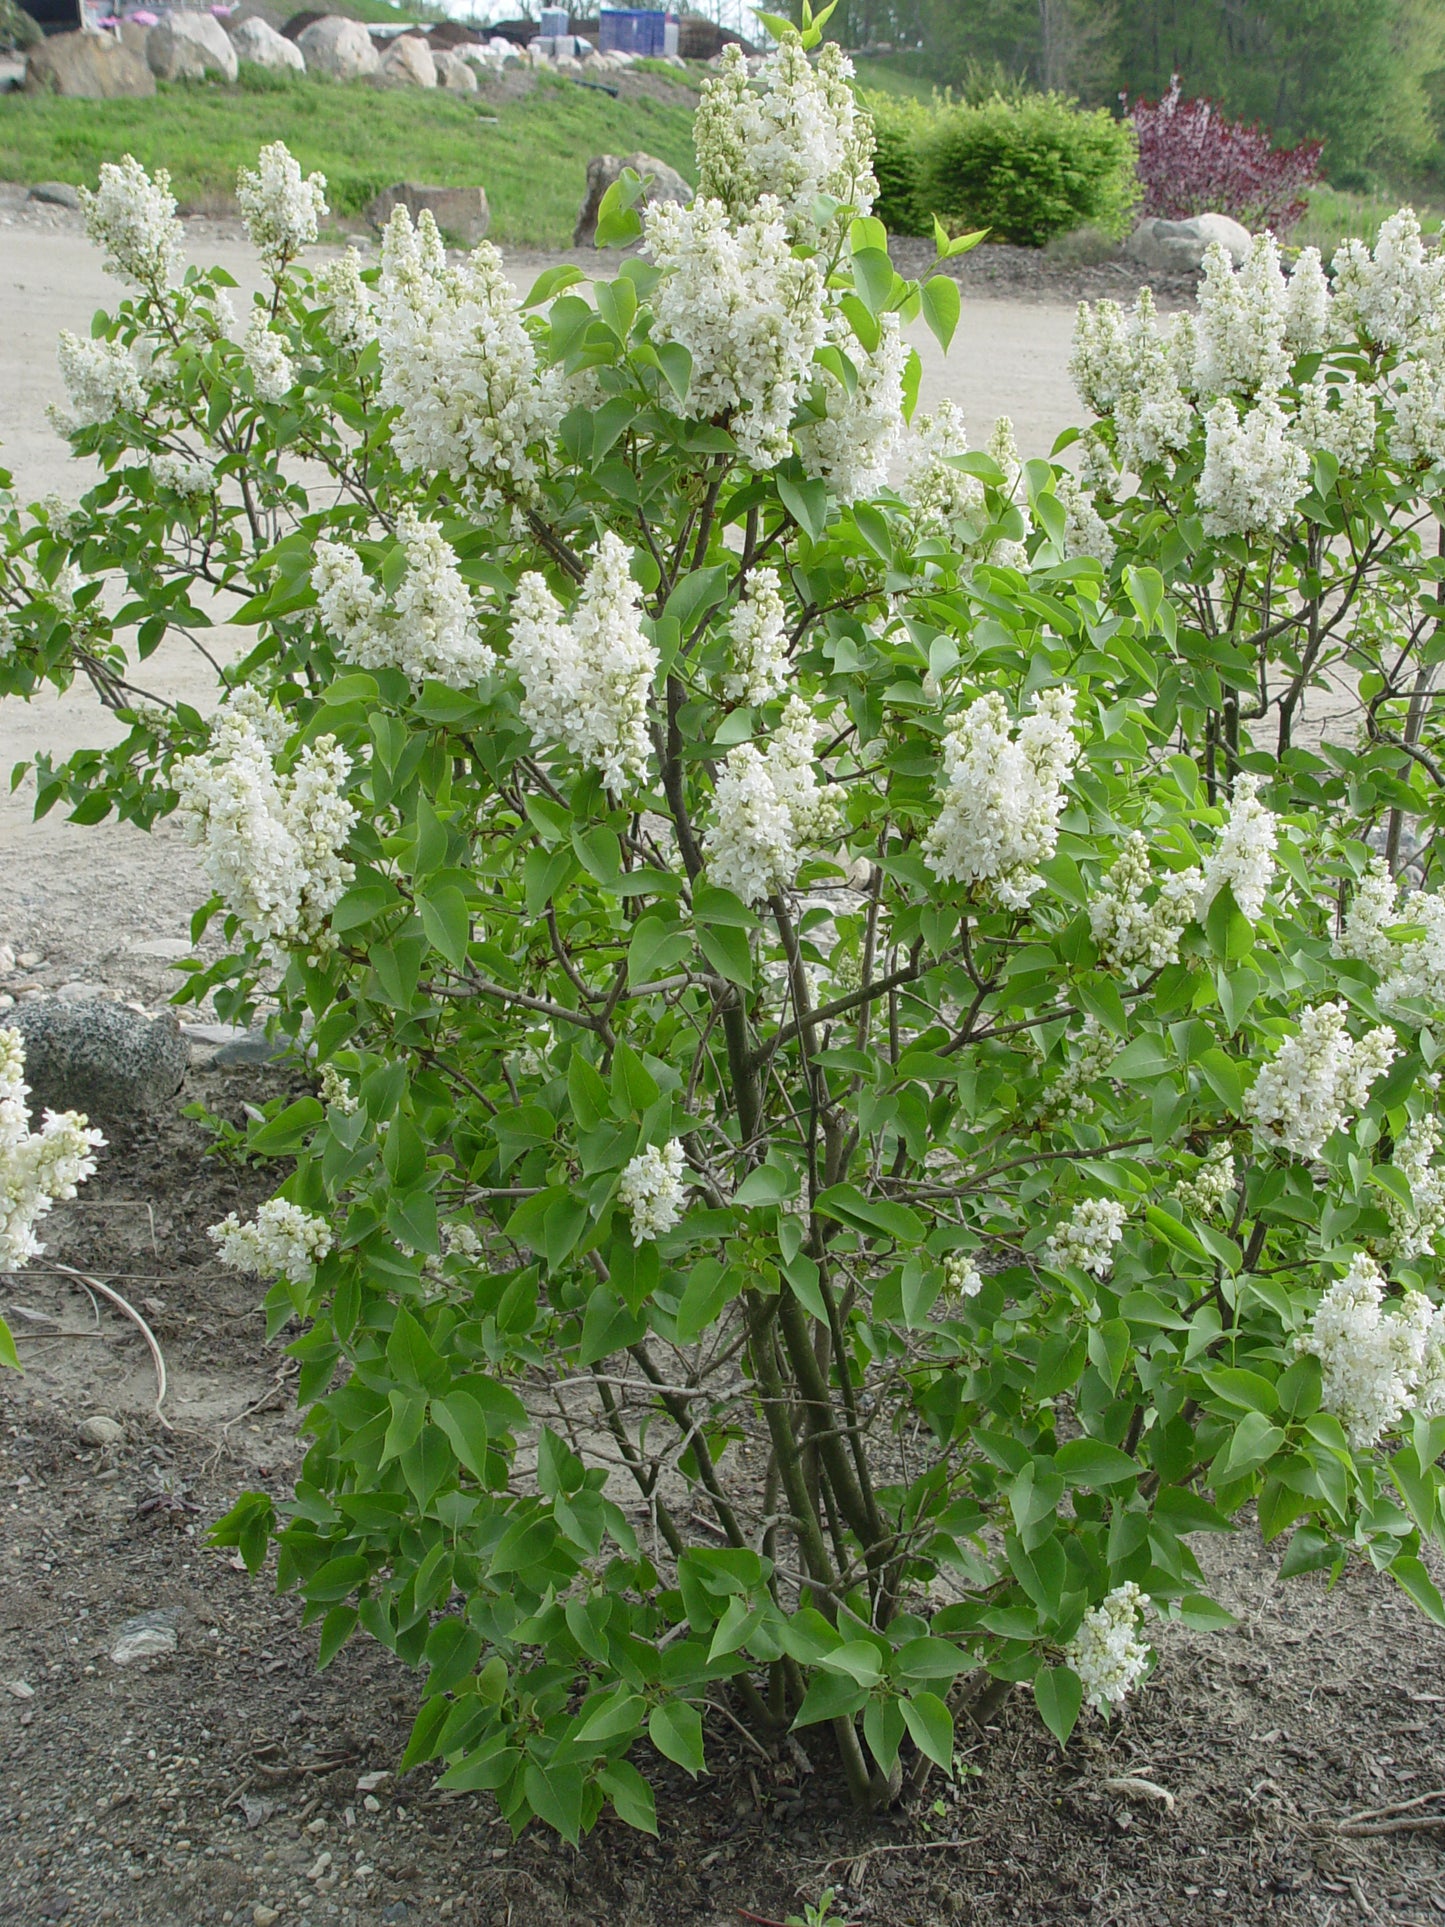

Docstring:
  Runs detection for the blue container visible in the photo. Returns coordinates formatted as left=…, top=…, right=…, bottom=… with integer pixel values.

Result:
left=538, top=7, right=569, bottom=36
left=599, top=8, right=676, bottom=56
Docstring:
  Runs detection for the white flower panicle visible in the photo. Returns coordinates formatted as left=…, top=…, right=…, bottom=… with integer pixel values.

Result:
left=149, top=452, right=214, bottom=498
left=724, top=568, right=790, bottom=704
left=56, top=331, right=146, bottom=428
left=1388, top=357, right=1445, bottom=469
left=1246, top=1001, right=1396, bottom=1159
left=1198, top=772, right=1277, bottom=922
left=703, top=697, right=835, bottom=905
left=1295, top=374, right=1379, bottom=474
left=795, top=314, right=908, bottom=503
left=1053, top=469, right=1115, bottom=564
left=0, top=1028, right=105, bottom=1274
left=1386, top=1114, right=1445, bottom=1261
left=901, top=399, right=985, bottom=534
left=377, top=207, right=564, bottom=500
left=1047, top=1016, right=1122, bottom=1121
left=317, top=250, right=375, bottom=355
left=1176, top=1145, right=1236, bottom=1221
left=1045, top=1196, right=1127, bottom=1277
left=318, top=1063, right=358, bottom=1115
left=1090, top=833, right=1200, bottom=973
left=1283, top=248, right=1332, bottom=355
left=1070, top=290, right=1193, bottom=474
left=943, top=1253, right=984, bottom=1299
left=173, top=698, right=356, bottom=962
left=1335, top=858, right=1445, bottom=1017
left=619, top=1139, right=688, bottom=1245
left=646, top=195, right=826, bottom=471
left=313, top=509, right=496, bottom=689
left=510, top=532, right=657, bottom=795
left=241, top=311, right=294, bottom=404
left=694, top=37, right=876, bottom=235
left=236, top=141, right=328, bottom=276
left=78, top=155, right=183, bottom=288
left=1066, top=1582, right=1150, bottom=1713
left=1332, top=210, right=1445, bottom=358
left=924, top=689, right=1079, bottom=907
left=210, top=1199, right=334, bottom=1278
left=1198, top=395, right=1309, bottom=537
left=1194, top=234, right=1291, bottom=397
left=1297, top=1252, right=1445, bottom=1448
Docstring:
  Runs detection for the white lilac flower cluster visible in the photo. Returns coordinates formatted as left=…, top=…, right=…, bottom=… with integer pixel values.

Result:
left=148, top=452, right=214, bottom=498
left=318, top=1063, right=358, bottom=1115
left=509, top=531, right=657, bottom=795
left=313, top=509, right=496, bottom=690
left=724, top=568, right=790, bottom=705
left=1175, top=1145, right=1236, bottom=1221
left=1388, top=355, right=1445, bottom=468
left=1194, top=233, right=1298, bottom=396
left=1089, top=833, right=1199, bottom=973
left=241, top=311, right=294, bottom=405
left=923, top=689, right=1079, bottom=908
left=1045, top=1016, right=1121, bottom=1121
left=1336, top=856, right=1445, bottom=1016
left=1045, top=1197, right=1127, bottom=1276
left=1297, top=1252, right=1445, bottom=1448
left=703, top=697, right=836, bottom=905
left=692, top=37, right=876, bottom=237
left=1333, top=209, right=1445, bottom=358
left=794, top=314, right=908, bottom=504
left=78, top=154, right=184, bottom=288
left=236, top=141, right=328, bottom=278
left=900, top=399, right=986, bottom=535
left=1198, top=395, right=1310, bottom=538
left=618, top=1139, right=688, bottom=1245
left=1385, top=1114, right=1445, bottom=1261
left=1053, top=469, right=1115, bottom=564
left=1065, top=1582, right=1150, bottom=1714
left=173, top=692, right=357, bottom=963
left=210, top=1198, right=334, bottom=1278
left=646, top=195, right=825, bottom=471
left=1295, top=374, right=1379, bottom=475
left=376, top=207, right=565, bottom=501
left=56, top=332, right=146, bottom=429
left=943, top=1253, right=984, bottom=1299
left=1246, top=1000, right=1396, bottom=1160
left=0, top=1027, right=105, bottom=1274
left=1069, top=288, right=1194, bottom=474
left=317, top=250, right=375, bottom=356
left=1198, top=771, right=1277, bottom=922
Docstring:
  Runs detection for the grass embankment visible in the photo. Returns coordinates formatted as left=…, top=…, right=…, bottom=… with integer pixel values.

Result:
left=0, top=66, right=699, bottom=248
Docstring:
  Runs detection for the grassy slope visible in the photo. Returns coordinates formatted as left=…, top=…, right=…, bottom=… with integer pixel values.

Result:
left=0, top=68, right=699, bottom=247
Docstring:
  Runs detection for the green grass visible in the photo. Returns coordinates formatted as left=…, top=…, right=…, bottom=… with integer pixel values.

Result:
left=0, top=67, right=699, bottom=248
left=1291, top=184, right=1443, bottom=254
left=850, top=56, right=936, bottom=103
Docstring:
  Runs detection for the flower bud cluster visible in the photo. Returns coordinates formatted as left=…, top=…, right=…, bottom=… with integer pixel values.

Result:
left=1175, top=1145, right=1236, bottom=1221
left=1090, top=832, right=1199, bottom=973
left=1065, top=1582, right=1150, bottom=1713
left=724, top=568, right=790, bottom=705
left=1, top=1028, right=105, bottom=1274
left=1297, top=1252, right=1445, bottom=1448
left=148, top=452, right=215, bottom=498
left=900, top=399, right=986, bottom=535
left=794, top=315, right=908, bottom=504
left=1246, top=1001, right=1396, bottom=1159
left=210, top=1198, right=334, bottom=1278
left=241, top=311, right=295, bottom=405
left=314, top=509, right=496, bottom=690
left=1335, top=858, right=1445, bottom=1017
left=942, top=1253, right=984, bottom=1299
left=924, top=689, right=1079, bottom=908
left=1045, top=1197, right=1127, bottom=1276
left=1198, top=772, right=1277, bottom=923
left=619, top=1140, right=688, bottom=1245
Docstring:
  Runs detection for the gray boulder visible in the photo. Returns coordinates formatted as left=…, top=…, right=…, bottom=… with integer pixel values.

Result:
left=1126, top=212, right=1253, bottom=274
left=297, top=14, right=378, bottom=79
left=28, top=180, right=81, bottom=208
left=367, top=181, right=489, bottom=246
left=24, top=31, right=155, bottom=98
left=432, top=47, right=476, bottom=92
left=147, top=10, right=239, bottom=82
left=7, top=1000, right=188, bottom=1119
left=229, top=15, right=304, bottom=71
left=574, top=152, right=691, bottom=247
left=377, top=31, right=434, bottom=85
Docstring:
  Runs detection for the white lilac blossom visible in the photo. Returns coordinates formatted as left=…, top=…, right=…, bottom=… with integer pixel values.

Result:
left=1385, top=1114, right=1445, bottom=1261
left=1246, top=1001, right=1397, bottom=1159
left=1194, top=234, right=1291, bottom=397
left=0, top=1028, right=104, bottom=1274
left=241, top=311, right=294, bottom=404
left=1332, top=210, right=1445, bottom=358
left=376, top=207, right=565, bottom=501
left=210, top=1198, right=334, bottom=1277
left=236, top=141, right=328, bottom=277
left=1388, top=358, right=1445, bottom=468
left=1198, top=395, right=1309, bottom=538
left=1335, top=858, right=1445, bottom=1015
left=1046, top=1017, right=1122, bottom=1121
left=1283, top=248, right=1332, bottom=354
left=55, top=331, right=146, bottom=428
left=1296, top=1253, right=1445, bottom=1448
left=1066, top=1582, right=1150, bottom=1714
left=1070, top=290, right=1193, bottom=473
left=943, top=1253, right=984, bottom=1299
left=900, top=399, right=985, bottom=534
left=1090, top=833, right=1200, bottom=973
left=724, top=568, right=790, bottom=704
left=1053, top=469, right=1115, bottom=563
left=1045, top=1196, right=1127, bottom=1276
left=509, top=531, right=657, bottom=795
left=703, top=697, right=835, bottom=904
left=618, top=1140, right=688, bottom=1244
left=318, top=1063, right=358, bottom=1116
left=173, top=698, right=356, bottom=963
left=693, top=37, right=876, bottom=236
left=794, top=313, right=908, bottom=503
left=1197, top=772, right=1277, bottom=922
left=78, top=155, right=183, bottom=288
left=317, top=250, right=375, bottom=355
left=645, top=195, right=826, bottom=471
left=923, top=689, right=1079, bottom=908
left=148, top=452, right=214, bottom=497
left=1176, top=1146, right=1237, bottom=1221
left=1294, top=374, right=1379, bottom=474
left=312, top=509, right=496, bottom=689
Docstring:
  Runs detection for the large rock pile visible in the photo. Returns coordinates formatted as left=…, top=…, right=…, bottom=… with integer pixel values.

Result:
left=147, top=10, right=238, bottom=82
left=295, top=13, right=377, bottom=78
left=1125, top=213, right=1252, bottom=273
left=377, top=31, right=433, bottom=86
left=24, top=29, right=154, bottom=97
left=229, top=15, right=304, bottom=71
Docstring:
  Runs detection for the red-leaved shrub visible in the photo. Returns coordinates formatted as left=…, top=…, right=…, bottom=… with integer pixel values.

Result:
left=1127, top=75, right=1323, bottom=234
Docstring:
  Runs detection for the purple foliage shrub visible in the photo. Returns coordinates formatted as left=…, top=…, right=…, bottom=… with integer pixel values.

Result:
left=1127, top=75, right=1323, bottom=233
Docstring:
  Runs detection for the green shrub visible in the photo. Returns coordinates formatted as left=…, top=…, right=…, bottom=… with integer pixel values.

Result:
left=860, top=90, right=933, bottom=235
left=920, top=92, right=1139, bottom=247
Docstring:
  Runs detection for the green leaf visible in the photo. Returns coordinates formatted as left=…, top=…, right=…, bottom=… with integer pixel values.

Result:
left=697, top=921, right=753, bottom=989
left=0, top=1315, right=19, bottom=1373
left=1391, top=1554, right=1445, bottom=1626
left=628, top=915, right=692, bottom=988
left=1054, top=1438, right=1138, bottom=1487
left=1034, top=1666, right=1084, bottom=1747
left=648, top=1699, right=705, bottom=1776
left=814, top=1183, right=924, bottom=1244
left=777, top=472, right=830, bottom=542
left=418, top=884, right=470, bottom=969
left=921, top=273, right=961, bottom=351
left=598, top=1758, right=658, bottom=1835
left=819, top=1640, right=883, bottom=1687
left=901, top=1690, right=955, bottom=1770
left=1213, top=1411, right=1285, bottom=1484
left=852, top=245, right=895, bottom=315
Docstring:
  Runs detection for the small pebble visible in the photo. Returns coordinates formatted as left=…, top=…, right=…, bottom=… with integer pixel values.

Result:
left=78, top=1415, right=125, bottom=1448
left=252, top=1908, right=281, bottom=1927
